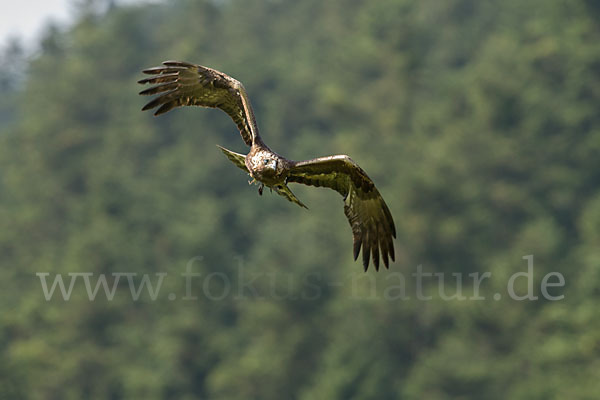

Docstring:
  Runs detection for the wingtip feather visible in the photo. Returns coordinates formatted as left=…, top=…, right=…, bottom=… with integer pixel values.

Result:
left=152, top=101, right=176, bottom=116
left=163, top=60, right=195, bottom=68
left=142, top=66, right=165, bottom=75
left=353, top=239, right=362, bottom=261
left=141, top=102, right=154, bottom=111
left=382, top=251, right=390, bottom=269
left=372, top=243, right=380, bottom=272
left=362, top=236, right=371, bottom=272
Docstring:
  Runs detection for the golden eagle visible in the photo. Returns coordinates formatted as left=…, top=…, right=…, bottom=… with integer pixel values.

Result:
left=138, top=61, right=395, bottom=271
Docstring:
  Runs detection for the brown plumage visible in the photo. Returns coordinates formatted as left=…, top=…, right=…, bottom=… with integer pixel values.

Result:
left=139, top=61, right=396, bottom=271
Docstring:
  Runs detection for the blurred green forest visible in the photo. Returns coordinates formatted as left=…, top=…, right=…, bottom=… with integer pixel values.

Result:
left=1, top=0, right=599, bottom=398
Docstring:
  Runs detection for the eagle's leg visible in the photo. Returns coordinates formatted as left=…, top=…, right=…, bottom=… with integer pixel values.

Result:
left=258, top=183, right=264, bottom=196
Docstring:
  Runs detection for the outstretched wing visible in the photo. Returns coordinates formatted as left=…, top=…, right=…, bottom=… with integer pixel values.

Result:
left=138, top=61, right=259, bottom=147
left=286, top=155, right=396, bottom=271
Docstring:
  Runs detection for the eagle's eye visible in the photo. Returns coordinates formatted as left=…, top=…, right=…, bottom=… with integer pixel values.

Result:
left=263, top=159, right=270, bottom=165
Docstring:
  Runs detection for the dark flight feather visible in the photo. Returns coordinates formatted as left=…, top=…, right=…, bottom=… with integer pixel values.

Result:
left=138, top=61, right=260, bottom=147
left=287, top=155, right=396, bottom=270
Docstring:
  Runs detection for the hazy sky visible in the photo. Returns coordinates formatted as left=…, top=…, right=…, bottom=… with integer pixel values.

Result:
left=1, top=0, right=159, bottom=50
left=0, top=0, right=73, bottom=46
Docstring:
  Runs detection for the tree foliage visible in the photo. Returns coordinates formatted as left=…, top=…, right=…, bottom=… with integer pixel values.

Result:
left=1, top=0, right=599, bottom=398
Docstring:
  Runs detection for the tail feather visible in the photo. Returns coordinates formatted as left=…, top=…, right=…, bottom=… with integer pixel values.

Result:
left=274, top=184, right=308, bottom=209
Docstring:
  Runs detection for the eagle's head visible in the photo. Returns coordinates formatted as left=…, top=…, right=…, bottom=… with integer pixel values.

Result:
left=258, top=157, right=278, bottom=179
left=262, top=158, right=277, bottom=171
left=249, top=151, right=280, bottom=181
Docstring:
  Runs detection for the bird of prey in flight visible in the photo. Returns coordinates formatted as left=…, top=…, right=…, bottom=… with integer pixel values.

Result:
left=138, top=61, right=395, bottom=271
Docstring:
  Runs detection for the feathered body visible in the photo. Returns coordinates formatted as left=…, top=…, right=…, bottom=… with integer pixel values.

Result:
left=139, top=61, right=396, bottom=271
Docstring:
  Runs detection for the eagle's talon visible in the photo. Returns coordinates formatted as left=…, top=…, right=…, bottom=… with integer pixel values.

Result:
left=258, top=183, right=264, bottom=196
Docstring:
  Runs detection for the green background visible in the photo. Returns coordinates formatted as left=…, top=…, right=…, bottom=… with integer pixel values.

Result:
left=1, top=0, right=599, bottom=398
